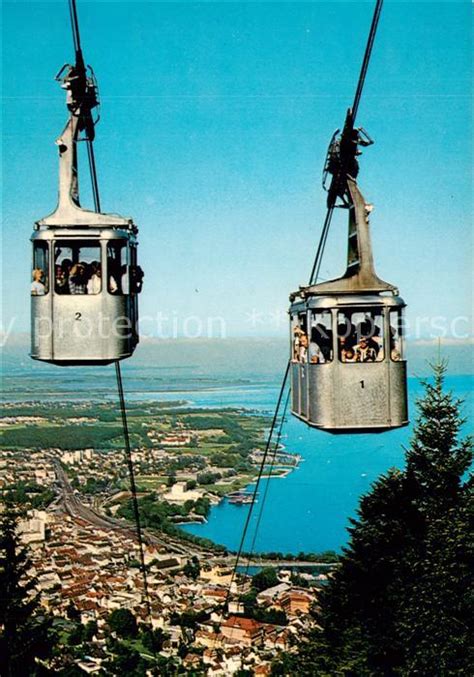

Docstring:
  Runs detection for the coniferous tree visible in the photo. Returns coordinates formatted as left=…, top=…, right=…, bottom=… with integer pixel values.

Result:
left=397, top=363, right=473, bottom=674
left=0, top=501, right=55, bottom=676
left=272, top=362, right=473, bottom=675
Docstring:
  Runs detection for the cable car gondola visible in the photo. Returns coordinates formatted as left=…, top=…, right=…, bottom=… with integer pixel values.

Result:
left=30, top=4, right=143, bottom=365
left=289, top=0, right=408, bottom=433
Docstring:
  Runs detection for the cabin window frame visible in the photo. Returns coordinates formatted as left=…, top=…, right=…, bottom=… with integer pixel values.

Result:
left=31, top=241, right=50, bottom=296
left=107, top=239, right=130, bottom=296
left=336, top=307, right=386, bottom=364
left=389, top=308, right=405, bottom=362
left=308, top=309, right=334, bottom=364
left=290, top=312, right=308, bottom=363
left=53, top=239, right=102, bottom=295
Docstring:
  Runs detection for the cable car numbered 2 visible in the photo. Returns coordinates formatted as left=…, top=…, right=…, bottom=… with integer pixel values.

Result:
left=30, top=7, right=143, bottom=366
left=289, top=0, right=408, bottom=434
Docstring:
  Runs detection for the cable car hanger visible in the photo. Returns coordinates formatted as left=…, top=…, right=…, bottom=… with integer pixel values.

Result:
left=35, top=0, right=133, bottom=229
left=306, top=0, right=387, bottom=292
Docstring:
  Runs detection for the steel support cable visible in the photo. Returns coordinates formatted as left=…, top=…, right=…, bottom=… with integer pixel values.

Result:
left=352, top=0, right=384, bottom=121
left=83, top=144, right=153, bottom=623
left=86, top=138, right=158, bottom=677
left=68, top=0, right=81, bottom=53
left=242, top=387, right=291, bottom=580
left=307, top=0, right=383, bottom=286
left=308, top=205, right=334, bottom=286
left=115, top=362, right=153, bottom=618
left=86, top=140, right=101, bottom=213
left=222, top=361, right=290, bottom=616
left=83, top=145, right=154, bottom=626
left=226, top=389, right=290, bottom=669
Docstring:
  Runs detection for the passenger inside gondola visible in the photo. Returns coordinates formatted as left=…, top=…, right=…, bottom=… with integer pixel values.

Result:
left=337, top=321, right=356, bottom=361
left=309, top=324, right=333, bottom=363
left=130, top=265, right=144, bottom=293
left=299, top=330, right=309, bottom=363
left=354, top=336, right=377, bottom=362
left=54, top=242, right=102, bottom=295
left=338, top=310, right=384, bottom=362
left=307, top=312, right=333, bottom=363
left=355, top=318, right=381, bottom=359
left=389, top=314, right=403, bottom=360
left=68, top=263, right=88, bottom=294
left=31, top=268, right=46, bottom=295
left=32, top=242, right=49, bottom=295
left=342, top=346, right=356, bottom=362
left=318, top=323, right=333, bottom=362
left=87, top=261, right=101, bottom=294
left=292, top=325, right=303, bottom=361
left=55, top=265, right=69, bottom=294
left=292, top=317, right=308, bottom=363
left=309, top=328, right=325, bottom=363
left=390, top=328, right=401, bottom=360
left=108, top=260, right=121, bottom=294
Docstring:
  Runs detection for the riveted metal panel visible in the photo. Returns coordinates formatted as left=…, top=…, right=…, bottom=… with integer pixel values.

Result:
left=300, top=365, right=308, bottom=418
left=388, top=360, right=408, bottom=427
left=307, top=364, right=336, bottom=428
left=49, top=294, right=134, bottom=363
left=31, top=295, right=53, bottom=360
left=291, top=363, right=301, bottom=415
left=333, top=360, right=389, bottom=428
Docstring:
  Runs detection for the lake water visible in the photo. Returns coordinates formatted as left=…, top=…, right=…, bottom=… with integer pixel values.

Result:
left=3, top=347, right=472, bottom=555
left=176, top=374, right=473, bottom=554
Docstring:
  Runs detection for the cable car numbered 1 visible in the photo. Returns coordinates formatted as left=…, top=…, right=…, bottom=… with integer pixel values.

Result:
left=289, top=106, right=408, bottom=434
left=30, top=19, right=143, bottom=366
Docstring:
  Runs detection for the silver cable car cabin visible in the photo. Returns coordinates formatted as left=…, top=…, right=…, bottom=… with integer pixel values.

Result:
left=289, top=111, right=408, bottom=433
left=31, top=38, right=143, bottom=366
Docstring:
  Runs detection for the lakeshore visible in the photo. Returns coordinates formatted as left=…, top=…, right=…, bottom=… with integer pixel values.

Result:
left=2, top=341, right=472, bottom=555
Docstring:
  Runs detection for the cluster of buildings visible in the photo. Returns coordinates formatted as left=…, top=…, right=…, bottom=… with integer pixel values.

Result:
left=0, top=448, right=58, bottom=488
left=17, top=508, right=320, bottom=675
left=147, top=429, right=195, bottom=447
left=146, top=417, right=209, bottom=447
left=0, top=415, right=48, bottom=427
left=1, top=408, right=316, bottom=674
left=22, top=510, right=181, bottom=623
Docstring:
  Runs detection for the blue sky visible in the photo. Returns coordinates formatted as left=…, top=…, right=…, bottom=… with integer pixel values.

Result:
left=2, top=1, right=472, bottom=339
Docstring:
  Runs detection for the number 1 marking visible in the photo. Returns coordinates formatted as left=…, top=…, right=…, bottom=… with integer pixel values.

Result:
left=360, top=380, right=365, bottom=389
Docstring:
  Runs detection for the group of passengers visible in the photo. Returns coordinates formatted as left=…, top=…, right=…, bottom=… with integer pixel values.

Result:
left=54, top=259, right=104, bottom=295
left=337, top=320, right=382, bottom=363
left=31, top=260, right=132, bottom=295
left=293, top=325, right=334, bottom=364
left=292, top=318, right=398, bottom=363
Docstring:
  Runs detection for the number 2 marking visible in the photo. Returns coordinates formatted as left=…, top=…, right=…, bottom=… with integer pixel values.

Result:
left=75, top=312, right=82, bottom=321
